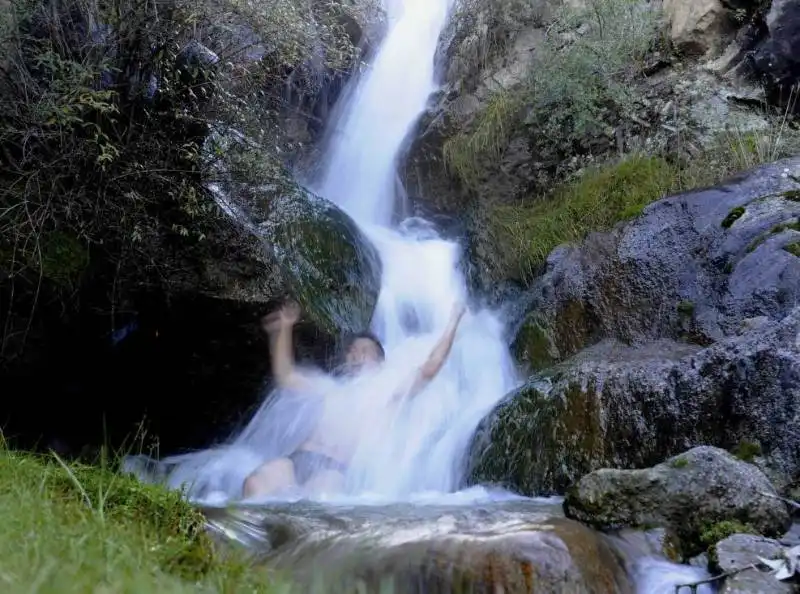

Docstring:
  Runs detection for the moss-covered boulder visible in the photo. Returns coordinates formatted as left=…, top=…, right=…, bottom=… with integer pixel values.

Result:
left=227, top=182, right=382, bottom=336
left=512, top=158, right=800, bottom=372
left=469, top=307, right=800, bottom=495
left=562, top=447, right=791, bottom=558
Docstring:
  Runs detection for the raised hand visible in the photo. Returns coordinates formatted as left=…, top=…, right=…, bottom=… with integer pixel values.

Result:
left=451, top=301, right=467, bottom=321
left=261, top=302, right=301, bottom=335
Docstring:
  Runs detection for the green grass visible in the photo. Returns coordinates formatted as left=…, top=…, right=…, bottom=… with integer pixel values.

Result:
left=0, top=448, right=283, bottom=594
left=489, top=155, right=675, bottom=280
left=487, top=117, right=800, bottom=282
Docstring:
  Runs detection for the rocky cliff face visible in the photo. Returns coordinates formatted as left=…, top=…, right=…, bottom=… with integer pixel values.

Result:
left=402, top=0, right=800, bottom=290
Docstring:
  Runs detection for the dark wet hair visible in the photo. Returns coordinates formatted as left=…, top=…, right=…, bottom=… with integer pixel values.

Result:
left=343, top=331, right=386, bottom=359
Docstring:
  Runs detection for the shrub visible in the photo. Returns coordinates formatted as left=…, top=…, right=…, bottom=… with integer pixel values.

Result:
left=0, top=0, right=360, bottom=367
left=443, top=0, right=662, bottom=192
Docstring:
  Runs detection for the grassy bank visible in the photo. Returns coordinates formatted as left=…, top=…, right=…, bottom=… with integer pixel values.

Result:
left=0, top=448, right=281, bottom=593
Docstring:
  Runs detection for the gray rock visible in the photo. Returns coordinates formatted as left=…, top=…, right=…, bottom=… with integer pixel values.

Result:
left=714, top=534, right=793, bottom=594
left=513, top=158, right=800, bottom=370
left=470, top=308, right=800, bottom=496
left=201, top=127, right=381, bottom=334
left=690, top=553, right=710, bottom=569
left=259, top=188, right=382, bottom=335
left=562, top=447, right=791, bottom=557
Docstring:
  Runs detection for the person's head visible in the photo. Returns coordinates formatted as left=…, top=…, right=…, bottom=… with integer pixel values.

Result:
left=340, top=331, right=385, bottom=373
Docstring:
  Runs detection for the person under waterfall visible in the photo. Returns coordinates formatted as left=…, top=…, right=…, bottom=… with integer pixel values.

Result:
left=242, top=300, right=467, bottom=499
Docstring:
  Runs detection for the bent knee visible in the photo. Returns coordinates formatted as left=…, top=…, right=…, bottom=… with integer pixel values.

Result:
left=242, top=458, right=295, bottom=498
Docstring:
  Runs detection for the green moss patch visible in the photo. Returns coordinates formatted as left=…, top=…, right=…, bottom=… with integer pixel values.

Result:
left=489, top=155, right=675, bottom=280
left=784, top=242, right=800, bottom=257
left=731, top=440, right=763, bottom=463
left=721, top=207, right=745, bottom=229
left=669, top=457, right=689, bottom=469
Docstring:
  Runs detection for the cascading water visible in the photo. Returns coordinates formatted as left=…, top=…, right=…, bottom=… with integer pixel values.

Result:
left=125, top=1, right=716, bottom=590
left=306, top=0, right=520, bottom=497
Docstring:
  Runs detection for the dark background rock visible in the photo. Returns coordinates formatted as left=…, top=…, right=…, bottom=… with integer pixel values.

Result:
left=750, top=0, right=800, bottom=110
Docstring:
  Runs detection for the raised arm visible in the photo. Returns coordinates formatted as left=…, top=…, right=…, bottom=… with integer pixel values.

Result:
left=262, top=303, right=314, bottom=393
left=397, top=302, right=467, bottom=401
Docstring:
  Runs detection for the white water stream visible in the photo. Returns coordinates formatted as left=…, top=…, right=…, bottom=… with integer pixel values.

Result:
left=126, top=0, right=713, bottom=590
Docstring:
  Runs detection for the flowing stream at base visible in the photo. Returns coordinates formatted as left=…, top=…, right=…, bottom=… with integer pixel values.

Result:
left=126, top=0, right=714, bottom=591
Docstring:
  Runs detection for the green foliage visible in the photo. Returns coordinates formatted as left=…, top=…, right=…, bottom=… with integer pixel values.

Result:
left=488, top=155, right=674, bottom=280
left=0, top=447, right=285, bottom=593
left=722, top=207, right=746, bottom=229
left=731, top=440, right=763, bottom=463
left=676, top=301, right=695, bottom=316
left=0, top=0, right=361, bottom=365
left=700, top=520, right=758, bottom=563
left=669, top=456, right=689, bottom=469
left=443, top=0, right=662, bottom=192
left=785, top=242, right=800, bottom=257
left=442, top=89, right=522, bottom=187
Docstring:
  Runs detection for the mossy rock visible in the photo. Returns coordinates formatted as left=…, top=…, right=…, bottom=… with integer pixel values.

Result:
left=467, top=378, right=607, bottom=495
left=512, top=318, right=560, bottom=370
left=721, top=206, right=746, bottom=228
left=259, top=187, right=382, bottom=335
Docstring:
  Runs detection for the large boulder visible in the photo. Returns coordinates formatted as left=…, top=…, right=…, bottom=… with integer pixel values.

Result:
left=562, top=447, right=791, bottom=557
left=512, top=157, right=800, bottom=370
left=202, top=498, right=634, bottom=594
left=470, top=160, right=800, bottom=496
left=663, top=0, right=731, bottom=57
left=470, top=307, right=800, bottom=495
left=204, top=127, right=382, bottom=335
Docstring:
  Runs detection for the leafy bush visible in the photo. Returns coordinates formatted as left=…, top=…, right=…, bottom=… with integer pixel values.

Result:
left=443, top=0, right=662, bottom=192
left=0, top=0, right=361, bottom=366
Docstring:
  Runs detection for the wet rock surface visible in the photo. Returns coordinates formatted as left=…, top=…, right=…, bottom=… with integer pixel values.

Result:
left=714, top=534, right=794, bottom=594
left=201, top=498, right=634, bottom=594
left=469, top=160, right=800, bottom=496
left=562, top=447, right=791, bottom=557
left=471, top=306, right=800, bottom=495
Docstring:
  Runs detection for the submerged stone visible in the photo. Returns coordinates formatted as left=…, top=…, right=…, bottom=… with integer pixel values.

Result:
left=201, top=499, right=633, bottom=594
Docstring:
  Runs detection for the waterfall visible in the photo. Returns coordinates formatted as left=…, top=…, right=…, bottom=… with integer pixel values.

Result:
left=307, top=0, right=520, bottom=497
